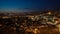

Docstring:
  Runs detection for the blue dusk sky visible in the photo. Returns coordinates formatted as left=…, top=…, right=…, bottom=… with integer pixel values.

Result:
left=0, top=0, right=60, bottom=12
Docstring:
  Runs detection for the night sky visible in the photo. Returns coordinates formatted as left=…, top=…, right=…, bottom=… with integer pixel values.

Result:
left=0, top=0, right=60, bottom=12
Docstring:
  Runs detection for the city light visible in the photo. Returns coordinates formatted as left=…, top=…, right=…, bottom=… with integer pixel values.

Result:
left=48, top=11, right=51, bottom=15
left=0, top=11, right=60, bottom=34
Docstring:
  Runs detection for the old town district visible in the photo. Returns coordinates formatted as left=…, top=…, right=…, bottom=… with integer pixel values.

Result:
left=0, top=11, right=60, bottom=34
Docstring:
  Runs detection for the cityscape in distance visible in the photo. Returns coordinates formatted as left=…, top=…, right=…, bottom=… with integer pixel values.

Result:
left=0, top=0, right=60, bottom=34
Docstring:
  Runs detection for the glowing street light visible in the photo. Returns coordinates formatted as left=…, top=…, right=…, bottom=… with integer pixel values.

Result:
left=33, top=28, right=40, bottom=34
left=56, top=24, right=60, bottom=32
left=48, top=11, right=51, bottom=15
